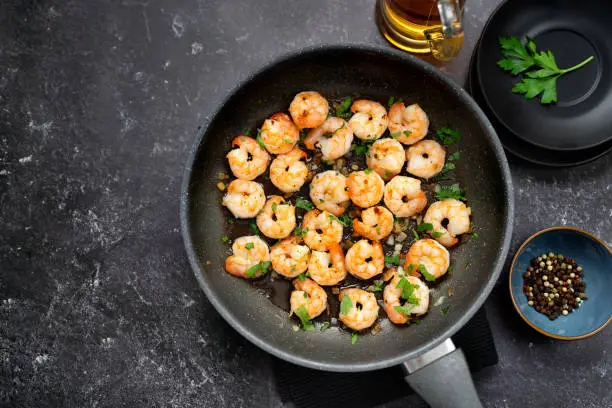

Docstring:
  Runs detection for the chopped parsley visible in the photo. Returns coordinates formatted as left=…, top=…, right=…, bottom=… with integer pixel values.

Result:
left=298, top=272, right=307, bottom=281
left=384, top=255, right=401, bottom=266
left=432, top=231, right=446, bottom=238
left=369, top=280, right=385, bottom=292
left=351, top=139, right=374, bottom=156
left=271, top=202, right=278, bottom=212
left=403, top=130, right=412, bottom=137
left=411, top=230, right=420, bottom=241
left=295, top=197, right=314, bottom=210
left=245, top=260, right=271, bottom=278
left=221, top=236, right=230, bottom=243
left=256, top=129, right=266, bottom=149
left=441, top=306, right=451, bottom=316
left=284, top=138, right=293, bottom=144
left=406, top=263, right=416, bottom=275
left=387, top=96, right=397, bottom=109
left=249, top=221, right=260, bottom=235
left=364, top=168, right=373, bottom=175
left=416, top=223, right=434, bottom=233
left=245, top=242, right=254, bottom=250
left=335, top=97, right=353, bottom=119
left=471, top=232, right=479, bottom=239
left=448, top=151, right=460, bottom=161
left=390, top=131, right=401, bottom=138
left=437, top=127, right=462, bottom=145
left=396, top=275, right=420, bottom=305
left=320, top=322, right=331, bottom=331
left=419, top=263, right=436, bottom=281
left=394, top=304, right=414, bottom=316
left=243, top=128, right=252, bottom=136
left=351, top=332, right=358, bottom=344
left=436, top=183, right=466, bottom=201
left=328, top=213, right=352, bottom=227
left=294, top=226, right=309, bottom=242
left=295, top=305, right=315, bottom=331
left=340, top=294, right=352, bottom=315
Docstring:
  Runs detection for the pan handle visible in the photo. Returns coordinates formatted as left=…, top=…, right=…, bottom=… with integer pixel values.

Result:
left=402, top=339, right=483, bottom=408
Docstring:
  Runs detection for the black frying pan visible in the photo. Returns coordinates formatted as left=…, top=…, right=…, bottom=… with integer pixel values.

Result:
left=180, top=45, right=514, bottom=408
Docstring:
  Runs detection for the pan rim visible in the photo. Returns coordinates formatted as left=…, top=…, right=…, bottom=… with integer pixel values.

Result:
left=180, top=43, right=515, bottom=372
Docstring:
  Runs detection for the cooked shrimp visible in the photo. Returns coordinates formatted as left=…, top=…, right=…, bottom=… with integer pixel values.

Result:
left=290, top=278, right=327, bottom=320
left=289, top=91, right=329, bottom=129
left=309, top=170, right=350, bottom=216
left=388, top=102, right=429, bottom=145
left=222, top=179, right=266, bottom=218
left=255, top=196, right=296, bottom=239
left=348, top=100, right=389, bottom=140
left=353, top=206, right=394, bottom=241
left=338, top=288, right=379, bottom=331
left=423, top=199, right=471, bottom=247
left=304, top=117, right=353, bottom=161
left=345, top=239, right=385, bottom=280
left=383, top=176, right=427, bottom=218
left=346, top=169, right=384, bottom=208
left=260, top=112, right=299, bottom=154
left=270, top=148, right=309, bottom=193
left=226, top=136, right=271, bottom=180
left=366, top=138, right=405, bottom=181
left=225, top=235, right=270, bottom=278
left=308, top=243, right=346, bottom=286
left=404, top=238, right=450, bottom=280
left=302, top=209, right=343, bottom=251
left=384, top=273, right=430, bottom=323
left=270, top=236, right=310, bottom=278
left=405, top=140, right=446, bottom=179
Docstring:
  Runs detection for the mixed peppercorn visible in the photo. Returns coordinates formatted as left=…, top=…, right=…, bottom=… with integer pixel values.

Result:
left=522, top=252, right=587, bottom=320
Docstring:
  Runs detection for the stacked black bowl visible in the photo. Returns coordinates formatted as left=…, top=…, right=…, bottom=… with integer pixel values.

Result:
left=467, top=0, right=612, bottom=166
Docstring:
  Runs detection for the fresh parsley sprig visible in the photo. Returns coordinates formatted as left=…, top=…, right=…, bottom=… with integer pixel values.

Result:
left=497, top=36, right=594, bottom=104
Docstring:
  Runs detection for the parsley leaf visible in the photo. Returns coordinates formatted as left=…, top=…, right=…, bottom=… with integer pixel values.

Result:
left=364, top=168, right=373, bottom=175
left=271, top=202, right=278, bottom=212
left=243, top=128, right=252, bottom=136
left=411, top=230, right=420, bottom=241
left=298, top=272, right=307, bottom=281
left=432, top=231, right=446, bottom=238
left=436, top=183, right=466, bottom=201
left=387, top=96, right=397, bottom=109
left=419, top=264, right=436, bottom=281
left=390, top=131, right=402, bottom=138
left=340, top=294, right=352, bottom=315
left=245, top=261, right=271, bottom=278
left=335, top=97, right=353, bottom=119
left=295, top=197, right=314, bottom=210
left=320, top=322, right=331, bottom=331
left=351, top=332, right=358, bottom=344
left=249, top=221, right=260, bottom=235
left=245, top=242, right=254, bottom=250
left=221, top=236, right=230, bottom=243
left=384, top=255, right=401, bottom=266
left=448, top=151, right=460, bottom=161
left=396, top=275, right=421, bottom=304
left=295, top=305, right=315, bottom=331
left=416, top=223, right=434, bottom=233
left=471, top=232, right=479, bottom=239
left=437, top=127, right=462, bottom=145
left=498, top=36, right=594, bottom=104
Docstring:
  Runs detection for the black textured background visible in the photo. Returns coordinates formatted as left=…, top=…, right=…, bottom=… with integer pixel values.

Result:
left=1, top=0, right=610, bottom=407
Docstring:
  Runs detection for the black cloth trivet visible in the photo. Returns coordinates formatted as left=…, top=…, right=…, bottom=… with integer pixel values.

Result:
left=273, top=307, right=497, bottom=408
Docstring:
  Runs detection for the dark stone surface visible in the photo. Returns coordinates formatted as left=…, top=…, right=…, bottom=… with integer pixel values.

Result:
left=0, top=0, right=610, bottom=407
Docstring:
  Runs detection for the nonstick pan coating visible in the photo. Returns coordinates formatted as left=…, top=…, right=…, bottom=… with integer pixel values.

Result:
left=180, top=45, right=513, bottom=372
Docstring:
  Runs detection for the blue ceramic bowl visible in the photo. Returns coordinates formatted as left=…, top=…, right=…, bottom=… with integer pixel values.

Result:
left=510, top=227, right=612, bottom=340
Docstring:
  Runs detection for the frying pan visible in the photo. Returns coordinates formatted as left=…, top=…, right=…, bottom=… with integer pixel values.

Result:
left=180, top=45, right=514, bottom=408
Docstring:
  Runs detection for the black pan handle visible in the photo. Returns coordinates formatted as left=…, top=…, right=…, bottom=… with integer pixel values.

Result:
left=402, top=339, right=483, bottom=408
